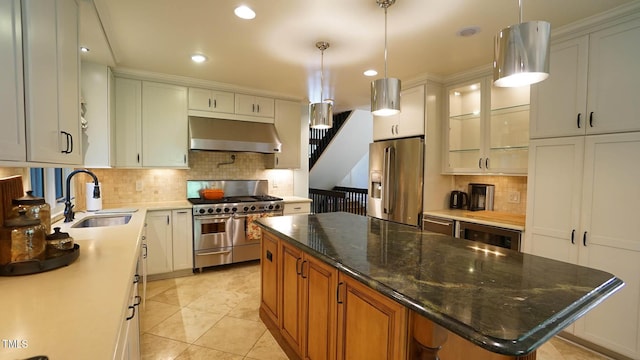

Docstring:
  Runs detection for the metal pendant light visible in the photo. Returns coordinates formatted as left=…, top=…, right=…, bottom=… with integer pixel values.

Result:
left=493, top=0, right=551, bottom=87
left=371, top=0, right=400, bottom=116
left=310, top=41, right=333, bottom=129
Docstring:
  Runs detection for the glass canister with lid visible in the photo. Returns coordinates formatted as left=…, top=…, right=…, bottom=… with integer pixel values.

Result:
left=0, top=210, right=46, bottom=265
left=11, top=191, right=51, bottom=235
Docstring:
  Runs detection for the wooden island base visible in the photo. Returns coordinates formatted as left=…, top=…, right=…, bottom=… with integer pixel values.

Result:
left=260, top=306, right=537, bottom=360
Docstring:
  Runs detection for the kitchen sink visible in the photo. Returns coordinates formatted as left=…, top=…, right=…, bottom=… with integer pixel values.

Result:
left=71, top=214, right=132, bottom=228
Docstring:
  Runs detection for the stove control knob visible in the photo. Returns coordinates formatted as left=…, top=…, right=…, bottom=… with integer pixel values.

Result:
left=268, top=205, right=274, bottom=210
left=275, top=204, right=281, bottom=210
left=207, top=208, right=214, bottom=213
left=199, top=208, right=206, bottom=214
left=224, top=208, right=230, bottom=213
left=216, top=208, right=222, bottom=213
left=250, top=206, right=256, bottom=211
left=232, top=207, right=238, bottom=212
left=243, top=206, right=249, bottom=212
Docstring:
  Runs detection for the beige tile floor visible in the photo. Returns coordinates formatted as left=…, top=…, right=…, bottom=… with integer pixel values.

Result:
left=140, top=261, right=612, bottom=360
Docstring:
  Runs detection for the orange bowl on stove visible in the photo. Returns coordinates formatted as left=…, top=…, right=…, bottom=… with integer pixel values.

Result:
left=200, top=188, right=224, bottom=200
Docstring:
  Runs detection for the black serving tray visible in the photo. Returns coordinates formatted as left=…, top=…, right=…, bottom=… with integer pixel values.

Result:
left=0, top=244, right=80, bottom=276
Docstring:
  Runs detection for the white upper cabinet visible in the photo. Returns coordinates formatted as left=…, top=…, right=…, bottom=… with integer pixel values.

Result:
left=142, top=82, right=188, bottom=168
left=188, top=87, right=234, bottom=114
left=114, top=79, right=188, bottom=168
left=444, top=77, right=529, bottom=174
left=81, top=62, right=115, bottom=167
left=266, top=100, right=302, bottom=169
left=22, top=0, right=82, bottom=165
left=373, top=85, right=425, bottom=141
left=531, top=18, right=640, bottom=138
left=114, top=77, right=143, bottom=168
left=235, top=94, right=275, bottom=119
left=0, top=0, right=26, bottom=162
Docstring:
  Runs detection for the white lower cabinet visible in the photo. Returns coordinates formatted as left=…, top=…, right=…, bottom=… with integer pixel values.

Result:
left=525, top=133, right=640, bottom=358
left=283, top=201, right=311, bottom=215
left=146, top=209, right=193, bottom=275
left=117, top=247, right=142, bottom=360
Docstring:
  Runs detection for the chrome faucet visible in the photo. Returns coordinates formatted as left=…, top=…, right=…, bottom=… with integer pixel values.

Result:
left=63, top=169, right=101, bottom=223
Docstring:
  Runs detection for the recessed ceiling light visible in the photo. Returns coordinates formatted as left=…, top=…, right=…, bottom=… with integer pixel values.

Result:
left=191, top=54, right=207, bottom=63
left=234, top=5, right=256, bottom=20
left=80, top=47, right=90, bottom=53
left=364, top=69, right=378, bottom=77
left=456, top=26, right=481, bottom=37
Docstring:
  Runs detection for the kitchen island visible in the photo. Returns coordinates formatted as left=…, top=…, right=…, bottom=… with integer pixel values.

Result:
left=256, top=212, right=623, bottom=360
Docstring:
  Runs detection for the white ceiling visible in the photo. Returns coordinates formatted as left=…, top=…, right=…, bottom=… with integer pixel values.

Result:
left=80, top=0, right=635, bottom=112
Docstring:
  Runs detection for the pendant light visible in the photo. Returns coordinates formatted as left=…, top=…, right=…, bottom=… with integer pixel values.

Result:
left=310, top=41, right=334, bottom=129
left=493, top=0, right=551, bottom=87
left=371, top=0, right=400, bottom=116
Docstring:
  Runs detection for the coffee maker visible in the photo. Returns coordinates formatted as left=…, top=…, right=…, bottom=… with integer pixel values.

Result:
left=468, top=183, right=495, bottom=211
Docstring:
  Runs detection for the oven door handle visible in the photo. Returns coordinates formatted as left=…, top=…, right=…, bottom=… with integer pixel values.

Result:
left=196, top=250, right=232, bottom=256
left=195, top=215, right=233, bottom=221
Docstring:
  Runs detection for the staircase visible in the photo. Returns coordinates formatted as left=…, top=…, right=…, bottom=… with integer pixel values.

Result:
left=309, top=110, right=352, bottom=169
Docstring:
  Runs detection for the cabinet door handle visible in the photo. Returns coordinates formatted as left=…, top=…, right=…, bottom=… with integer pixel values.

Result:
left=126, top=305, right=136, bottom=321
left=577, top=113, right=581, bottom=129
left=142, top=243, right=148, bottom=259
left=184, top=154, right=187, bottom=164
left=213, top=99, right=217, bottom=108
left=295, top=257, right=302, bottom=275
left=208, top=98, right=211, bottom=108
left=485, top=158, right=489, bottom=169
left=134, top=295, right=142, bottom=307
left=60, top=131, right=71, bottom=153
left=583, top=231, right=588, bottom=246
left=571, top=229, right=575, bottom=244
left=478, top=158, right=483, bottom=169
left=167, top=216, right=170, bottom=225
left=391, top=125, right=395, bottom=134
left=252, top=104, right=256, bottom=112
left=137, top=154, right=140, bottom=164
left=301, top=260, right=308, bottom=279
left=257, top=104, right=260, bottom=113
left=133, top=274, right=140, bottom=284
left=589, top=112, right=594, bottom=127
left=336, top=282, right=344, bottom=304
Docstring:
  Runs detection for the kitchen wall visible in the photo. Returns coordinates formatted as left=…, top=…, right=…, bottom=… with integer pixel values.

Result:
left=74, top=151, right=295, bottom=209
left=0, top=168, right=29, bottom=190
left=453, top=175, right=527, bottom=214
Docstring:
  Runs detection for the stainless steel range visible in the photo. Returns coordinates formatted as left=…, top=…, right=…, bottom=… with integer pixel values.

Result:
left=187, top=180, right=283, bottom=272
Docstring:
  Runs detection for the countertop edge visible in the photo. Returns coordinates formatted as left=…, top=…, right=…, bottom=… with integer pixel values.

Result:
left=256, top=216, right=623, bottom=356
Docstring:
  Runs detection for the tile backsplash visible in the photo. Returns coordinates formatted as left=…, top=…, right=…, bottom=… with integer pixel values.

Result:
left=453, top=175, right=527, bottom=215
left=74, top=151, right=294, bottom=209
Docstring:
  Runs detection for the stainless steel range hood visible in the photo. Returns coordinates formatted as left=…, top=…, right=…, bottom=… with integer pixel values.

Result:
left=189, top=117, right=282, bottom=153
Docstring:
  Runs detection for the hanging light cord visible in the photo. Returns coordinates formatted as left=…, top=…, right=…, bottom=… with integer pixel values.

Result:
left=518, top=0, right=523, bottom=24
left=320, top=47, right=325, bottom=102
left=383, top=5, right=389, bottom=79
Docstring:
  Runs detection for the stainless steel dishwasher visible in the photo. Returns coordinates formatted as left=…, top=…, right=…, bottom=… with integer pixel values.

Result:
left=422, top=215, right=456, bottom=236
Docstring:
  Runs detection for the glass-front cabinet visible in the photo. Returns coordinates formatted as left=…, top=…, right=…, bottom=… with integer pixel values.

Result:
left=445, top=76, right=529, bottom=174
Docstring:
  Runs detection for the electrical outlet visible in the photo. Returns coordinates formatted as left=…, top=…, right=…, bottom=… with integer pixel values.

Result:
left=508, top=191, right=520, bottom=204
left=135, top=180, right=143, bottom=192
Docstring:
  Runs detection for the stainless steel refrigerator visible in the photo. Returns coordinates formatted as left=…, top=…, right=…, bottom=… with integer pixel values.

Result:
left=367, top=137, right=424, bottom=227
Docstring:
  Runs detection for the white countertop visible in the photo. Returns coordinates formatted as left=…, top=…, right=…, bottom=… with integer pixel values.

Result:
left=0, top=202, right=187, bottom=360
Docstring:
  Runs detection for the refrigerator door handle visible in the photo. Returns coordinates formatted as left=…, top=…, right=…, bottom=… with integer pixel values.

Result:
left=383, top=146, right=395, bottom=214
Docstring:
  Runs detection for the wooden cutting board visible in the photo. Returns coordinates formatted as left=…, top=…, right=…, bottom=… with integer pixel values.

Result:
left=0, top=175, right=25, bottom=222
left=463, top=210, right=526, bottom=227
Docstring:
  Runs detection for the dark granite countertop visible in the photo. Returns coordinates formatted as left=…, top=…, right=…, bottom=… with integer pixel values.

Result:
left=256, top=212, right=624, bottom=356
